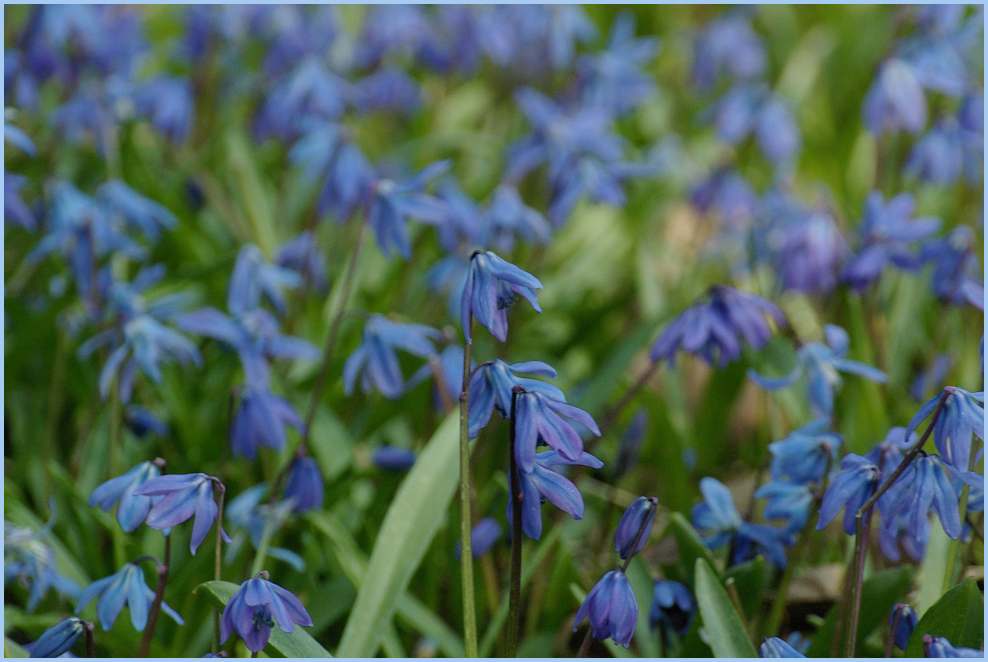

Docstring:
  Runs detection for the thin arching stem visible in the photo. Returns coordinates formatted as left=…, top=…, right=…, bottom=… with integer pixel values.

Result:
left=139, top=534, right=171, bottom=657
left=458, top=320, right=478, bottom=657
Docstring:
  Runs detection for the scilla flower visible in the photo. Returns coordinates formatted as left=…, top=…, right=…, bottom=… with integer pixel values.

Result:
left=907, top=386, right=984, bottom=471
left=923, top=635, right=982, bottom=657
left=343, top=315, right=440, bottom=399
left=750, top=325, right=886, bottom=418
left=649, top=580, right=694, bottom=640
left=573, top=570, right=637, bottom=647
left=76, top=562, right=183, bottom=631
left=650, top=286, right=784, bottom=367
left=513, top=450, right=603, bottom=540
left=220, top=572, right=313, bottom=653
left=25, top=617, right=87, bottom=658
left=879, top=454, right=961, bottom=553
left=467, top=359, right=563, bottom=437
left=889, top=603, right=918, bottom=651
left=817, top=454, right=880, bottom=534
left=455, top=517, right=502, bottom=559
left=460, top=250, right=542, bottom=342
left=766, top=420, right=842, bottom=484
left=614, top=496, right=658, bottom=560
left=756, top=481, right=813, bottom=534
left=230, top=387, right=302, bottom=459
left=692, top=477, right=787, bottom=567
left=283, top=455, right=323, bottom=513
left=760, top=636, right=806, bottom=658
left=514, top=390, right=601, bottom=473
left=89, top=460, right=162, bottom=532
left=367, top=161, right=450, bottom=259
left=372, top=445, right=417, bottom=471
left=135, top=473, right=227, bottom=554
left=228, top=244, right=301, bottom=318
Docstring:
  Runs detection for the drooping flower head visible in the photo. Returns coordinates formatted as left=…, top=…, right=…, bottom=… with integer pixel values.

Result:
left=863, top=59, right=928, bottom=135
left=4, top=521, right=81, bottom=611
left=756, top=481, right=813, bottom=535
left=230, top=387, right=302, bottom=459
left=920, top=227, right=983, bottom=310
left=277, top=232, right=329, bottom=294
left=760, top=636, right=806, bottom=658
left=573, top=570, right=638, bottom=647
left=25, top=617, right=88, bottom=658
left=220, top=573, right=313, bottom=653
left=817, top=453, right=880, bottom=535
left=650, top=286, right=784, bottom=367
left=878, top=454, right=961, bottom=559
left=692, top=12, right=765, bottom=89
left=76, top=562, right=183, bottom=631
left=692, top=477, right=787, bottom=567
left=456, top=517, right=502, bottom=559
left=614, top=496, right=658, bottom=560
left=513, top=450, right=603, bottom=540
left=283, top=455, right=324, bottom=513
left=343, top=315, right=440, bottom=398
left=135, top=473, right=227, bottom=554
left=460, top=250, right=542, bottom=342
left=766, top=420, right=842, bottom=484
left=467, top=359, right=563, bottom=437
left=923, top=635, right=982, bottom=658
left=228, top=244, right=301, bottom=318
left=889, top=603, right=918, bottom=651
left=907, top=386, right=984, bottom=471
left=649, top=580, right=695, bottom=640
left=89, top=460, right=162, bottom=532
left=367, top=161, right=449, bottom=259
left=514, top=390, right=601, bottom=473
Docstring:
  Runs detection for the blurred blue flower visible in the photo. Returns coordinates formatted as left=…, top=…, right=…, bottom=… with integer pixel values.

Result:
left=760, top=636, right=806, bottom=658
left=758, top=191, right=846, bottom=293
left=255, top=58, right=346, bottom=141
left=879, top=454, right=961, bottom=558
left=712, top=85, right=800, bottom=167
left=133, top=76, right=193, bottom=143
left=220, top=574, right=313, bottom=653
left=756, top=481, right=813, bottom=534
left=368, top=161, right=449, bottom=259
left=691, top=168, right=759, bottom=231
left=460, top=250, right=542, bottom=343
left=843, top=192, right=940, bottom=291
left=920, top=227, right=983, bottom=310
left=692, top=477, right=788, bottom=567
left=291, top=125, right=376, bottom=221
left=576, top=13, right=658, bottom=116
left=863, top=59, right=928, bottom=134
left=766, top=420, right=842, bottom=484
left=89, top=461, right=162, bottom=532
left=351, top=5, right=433, bottom=69
left=817, top=453, right=880, bottom=534
left=231, top=386, right=302, bottom=459
left=77, top=562, right=183, bottom=631
left=514, top=449, right=603, bottom=540
left=52, top=90, right=116, bottom=151
left=514, top=390, right=601, bottom=473
left=750, top=325, right=885, bottom=418
left=5, top=122, right=36, bottom=155
left=483, top=186, right=551, bottom=253
left=649, top=579, right=694, bottom=639
left=5, top=521, right=81, bottom=611
left=5, top=174, right=36, bottom=230
left=229, top=244, right=301, bottom=318
left=135, top=473, right=227, bottom=555
left=906, top=120, right=965, bottom=184
left=224, top=486, right=303, bottom=572
left=372, top=445, right=417, bottom=472
left=692, top=12, right=765, bottom=88
left=911, top=355, right=953, bottom=402
left=25, top=617, right=87, bottom=658
left=467, top=359, right=563, bottom=438
left=276, top=231, right=329, bottom=294
left=350, top=68, right=421, bottom=115
left=573, top=570, right=637, bottom=647
left=344, top=315, right=440, bottom=398
left=614, top=496, right=658, bottom=560
left=283, top=455, right=324, bottom=513
left=405, top=344, right=467, bottom=411
left=455, top=517, right=502, bottom=559
left=923, top=635, right=982, bottom=658
left=907, top=387, right=984, bottom=471
left=889, top=603, right=918, bottom=651
left=124, top=405, right=168, bottom=439
left=650, top=285, right=784, bottom=367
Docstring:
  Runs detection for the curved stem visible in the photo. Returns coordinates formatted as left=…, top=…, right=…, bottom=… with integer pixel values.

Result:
left=507, top=388, right=524, bottom=657
left=597, top=361, right=659, bottom=442
left=84, top=622, right=95, bottom=658
left=213, top=485, right=226, bottom=653
left=139, top=535, right=171, bottom=657
left=577, top=629, right=593, bottom=658
left=458, top=328, right=478, bottom=657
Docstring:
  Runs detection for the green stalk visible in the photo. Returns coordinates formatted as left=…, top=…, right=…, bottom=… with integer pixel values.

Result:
left=139, top=534, right=171, bottom=657
left=506, top=388, right=524, bottom=657
left=213, top=484, right=226, bottom=654
left=250, top=517, right=275, bottom=577
left=458, top=320, right=478, bottom=658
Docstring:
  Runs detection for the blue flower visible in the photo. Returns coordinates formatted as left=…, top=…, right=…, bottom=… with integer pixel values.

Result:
left=692, top=477, right=788, bottom=567
left=133, top=76, right=193, bottom=143
left=650, top=286, right=784, bottom=367
left=911, top=355, right=954, bottom=402
left=817, top=453, right=880, bottom=535
left=889, top=603, right=918, bottom=651
left=89, top=461, right=162, bottom=532
left=124, top=405, right=168, bottom=439
left=25, top=617, right=87, bottom=658
left=907, top=387, right=984, bottom=471
left=863, top=59, right=927, bottom=135
left=5, top=522, right=81, bottom=611
left=920, top=227, right=983, bottom=310
left=77, top=562, right=183, bottom=631
left=228, top=244, right=301, bottom=318
left=5, top=174, right=35, bottom=230
left=467, top=359, right=563, bottom=438
left=514, top=450, right=603, bottom=540
left=765, top=420, right=842, bottom=484
left=224, top=486, right=303, bottom=572
left=692, top=13, right=765, bottom=88
left=344, top=315, right=440, bottom=399
left=230, top=387, right=302, bottom=459
left=712, top=85, right=800, bottom=167
left=756, top=481, right=813, bottom=535
left=255, top=58, right=346, bottom=142
left=277, top=232, right=329, bottom=294
left=460, top=250, right=542, bottom=342
left=350, top=68, right=421, bottom=115
left=368, top=161, right=449, bottom=259
left=614, top=496, right=658, bottom=560
left=906, top=120, right=965, bottom=184
left=455, top=517, right=502, bottom=559
left=220, top=574, right=313, bottom=653
left=923, top=635, right=982, bottom=658
left=573, top=570, right=637, bottom=647
left=290, top=125, right=375, bottom=221
left=691, top=168, right=759, bottom=231
left=649, top=580, right=694, bottom=639
left=283, top=456, right=323, bottom=513
left=514, top=390, right=601, bottom=473
left=483, top=185, right=551, bottom=253
left=760, top=636, right=806, bottom=658
left=576, top=13, right=658, bottom=116
left=135, top=473, right=227, bottom=554
left=843, top=192, right=940, bottom=291
left=879, top=454, right=961, bottom=559
left=372, top=445, right=417, bottom=472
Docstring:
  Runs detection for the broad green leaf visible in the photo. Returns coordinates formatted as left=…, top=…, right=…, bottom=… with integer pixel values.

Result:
left=307, top=408, right=354, bottom=482
left=905, top=579, right=983, bottom=656
left=627, top=557, right=660, bottom=658
left=196, top=580, right=332, bottom=658
left=915, top=525, right=951, bottom=616
left=725, top=556, right=769, bottom=621
left=667, top=512, right=717, bottom=584
left=807, top=566, right=912, bottom=656
left=694, top=558, right=757, bottom=658
left=336, top=413, right=459, bottom=657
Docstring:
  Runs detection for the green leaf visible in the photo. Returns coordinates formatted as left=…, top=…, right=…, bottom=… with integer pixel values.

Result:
left=724, top=556, right=769, bottom=621
left=694, top=558, right=757, bottom=658
left=196, top=580, right=332, bottom=658
left=5, top=638, right=30, bottom=658
left=668, top=512, right=717, bottom=584
left=807, top=566, right=912, bottom=657
left=336, top=413, right=460, bottom=657
left=906, top=579, right=983, bottom=656
left=627, top=557, right=660, bottom=658
left=915, top=525, right=952, bottom=616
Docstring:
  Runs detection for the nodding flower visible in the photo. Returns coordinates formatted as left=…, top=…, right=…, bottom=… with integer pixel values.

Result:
left=76, top=562, right=183, bottom=631
left=573, top=570, right=638, bottom=647
left=220, top=573, right=313, bottom=653
left=459, top=250, right=542, bottom=343
left=134, top=473, right=228, bottom=555
left=614, top=496, right=658, bottom=560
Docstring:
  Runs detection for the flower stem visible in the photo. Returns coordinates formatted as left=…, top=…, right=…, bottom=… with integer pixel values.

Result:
left=139, top=534, right=171, bottom=657
left=577, top=629, right=593, bottom=657
left=458, top=326, right=478, bottom=658
left=599, top=361, right=659, bottom=440
left=507, top=388, right=524, bottom=657
left=84, top=621, right=95, bottom=657
left=844, top=391, right=949, bottom=656
left=250, top=518, right=274, bottom=577
left=213, top=485, right=226, bottom=653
